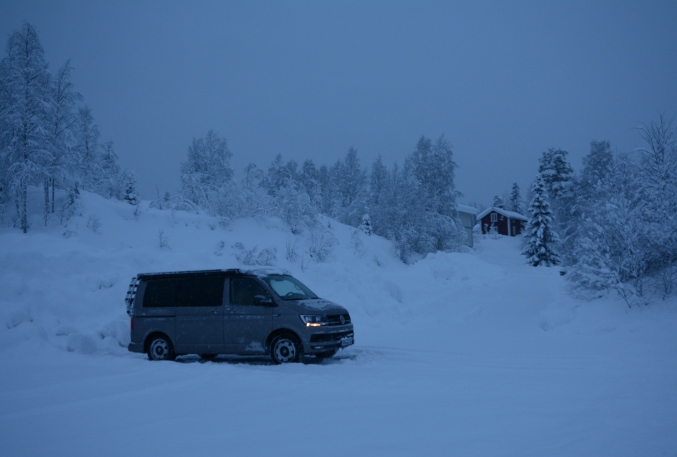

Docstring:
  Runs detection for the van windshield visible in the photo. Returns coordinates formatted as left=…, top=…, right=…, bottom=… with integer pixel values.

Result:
left=263, top=274, right=318, bottom=300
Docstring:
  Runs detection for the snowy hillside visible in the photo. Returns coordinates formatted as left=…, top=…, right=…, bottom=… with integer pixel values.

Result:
left=1, top=190, right=676, bottom=456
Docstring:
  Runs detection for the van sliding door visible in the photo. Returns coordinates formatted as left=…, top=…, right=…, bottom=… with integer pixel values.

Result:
left=175, top=276, right=225, bottom=354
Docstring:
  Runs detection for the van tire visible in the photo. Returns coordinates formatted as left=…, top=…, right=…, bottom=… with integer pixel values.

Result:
left=147, top=335, right=176, bottom=361
left=271, top=333, right=302, bottom=364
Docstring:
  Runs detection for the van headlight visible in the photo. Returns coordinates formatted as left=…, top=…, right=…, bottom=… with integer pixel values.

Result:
left=300, top=315, right=329, bottom=327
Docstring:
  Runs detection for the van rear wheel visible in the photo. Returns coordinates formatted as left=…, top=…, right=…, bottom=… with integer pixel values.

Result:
left=147, top=335, right=176, bottom=361
left=271, top=334, right=302, bottom=364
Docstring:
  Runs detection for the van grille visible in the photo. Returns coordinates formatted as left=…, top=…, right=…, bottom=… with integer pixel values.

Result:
left=327, top=314, right=351, bottom=326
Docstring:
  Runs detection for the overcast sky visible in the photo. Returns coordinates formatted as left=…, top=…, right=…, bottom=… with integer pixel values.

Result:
left=2, top=0, right=676, bottom=206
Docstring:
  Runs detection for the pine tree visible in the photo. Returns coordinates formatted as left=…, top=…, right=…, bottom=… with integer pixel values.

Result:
left=368, top=154, right=389, bottom=234
left=509, top=182, right=523, bottom=214
left=98, top=140, right=121, bottom=198
left=538, top=148, right=574, bottom=201
left=522, top=176, right=561, bottom=266
left=361, top=214, right=372, bottom=236
left=335, top=147, right=367, bottom=226
left=122, top=170, right=139, bottom=206
left=493, top=195, right=504, bottom=208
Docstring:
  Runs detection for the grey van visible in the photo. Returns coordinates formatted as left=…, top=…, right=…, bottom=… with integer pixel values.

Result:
left=125, top=268, right=354, bottom=363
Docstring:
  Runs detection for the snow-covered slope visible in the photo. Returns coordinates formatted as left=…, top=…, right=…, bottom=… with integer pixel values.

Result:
left=1, top=190, right=676, bottom=456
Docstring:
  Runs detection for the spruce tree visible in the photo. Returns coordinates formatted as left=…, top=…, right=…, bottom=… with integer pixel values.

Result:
left=538, top=148, right=574, bottom=201
left=522, top=176, right=560, bottom=266
left=509, top=182, right=523, bottom=213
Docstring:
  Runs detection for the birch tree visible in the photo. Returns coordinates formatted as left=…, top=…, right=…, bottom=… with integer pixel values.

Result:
left=0, top=23, right=51, bottom=232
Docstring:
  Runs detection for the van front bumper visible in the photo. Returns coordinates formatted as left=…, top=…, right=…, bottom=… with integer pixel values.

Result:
left=305, top=328, right=354, bottom=353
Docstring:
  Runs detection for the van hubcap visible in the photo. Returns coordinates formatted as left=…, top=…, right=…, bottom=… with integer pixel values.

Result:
left=274, top=339, right=296, bottom=363
left=150, top=339, right=169, bottom=359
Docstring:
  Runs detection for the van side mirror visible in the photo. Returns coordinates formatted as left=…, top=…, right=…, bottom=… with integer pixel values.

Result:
left=253, top=295, right=274, bottom=306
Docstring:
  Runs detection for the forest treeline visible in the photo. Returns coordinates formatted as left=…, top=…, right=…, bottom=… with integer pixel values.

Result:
left=165, top=130, right=465, bottom=262
left=2, top=22, right=676, bottom=304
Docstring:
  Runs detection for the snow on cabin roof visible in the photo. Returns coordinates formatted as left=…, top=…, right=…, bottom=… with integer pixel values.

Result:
left=457, top=204, right=478, bottom=214
left=476, top=207, right=528, bottom=221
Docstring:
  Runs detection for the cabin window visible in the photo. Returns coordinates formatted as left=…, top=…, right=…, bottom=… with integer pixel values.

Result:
left=490, top=213, right=497, bottom=222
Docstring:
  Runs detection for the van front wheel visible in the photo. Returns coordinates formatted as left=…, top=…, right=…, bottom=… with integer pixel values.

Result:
left=148, top=335, right=176, bottom=361
left=271, top=334, right=301, bottom=364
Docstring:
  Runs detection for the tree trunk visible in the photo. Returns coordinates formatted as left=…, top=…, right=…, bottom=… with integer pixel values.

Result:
left=44, top=178, right=49, bottom=225
left=21, top=180, right=28, bottom=233
left=51, top=177, right=55, bottom=213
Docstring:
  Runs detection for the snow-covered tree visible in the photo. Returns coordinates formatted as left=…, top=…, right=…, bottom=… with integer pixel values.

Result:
left=121, top=170, right=139, bottom=206
left=179, top=130, right=233, bottom=209
left=492, top=195, right=504, bottom=208
left=509, top=182, right=523, bottom=214
left=383, top=135, right=465, bottom=261
left=316, top=163, right=338, bottom=217
left=522, top=176, right=560, bottom=267
left=45, top=60, right=81, bottom=216
left=73, top=105, right=102, bottom=192
left=559, top=140, right=615, bottom=265
left=334, top=147, right=367, bottom=226
left=579, top=140, right=614, bottom=202
left=97, top=140, right=122, bottom=199
left=367, top=154, right=389, bottom=234
left=260, top=154, right=317, bottom=232
left=0, top=22, right=51, bottom=232
left=299, top=159, right=320, bottom=207
left=360, top=214, right=372, bottom=236
left=263, top=154, right=296, bottom=197
left=538, top=148, right=574, bottom=201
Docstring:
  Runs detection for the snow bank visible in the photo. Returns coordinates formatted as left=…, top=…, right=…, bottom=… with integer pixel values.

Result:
left=1, top=189, right=676, bottom=456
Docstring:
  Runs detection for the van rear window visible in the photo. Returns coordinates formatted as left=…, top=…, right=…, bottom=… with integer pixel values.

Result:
left=143, top=277, right=225, bottom=307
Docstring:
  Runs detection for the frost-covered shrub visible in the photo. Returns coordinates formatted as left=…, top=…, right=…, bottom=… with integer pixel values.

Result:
left=285, top=238, right=300, bottom=263
left=234, top=243, right=277, bottom=266
left=351, top=230, right=367, bottom=259
left=158, top=230, right=170, bottom=249
left=87, top=215, right=101, bottom=233
left=307, top=221, right=337, bottom=262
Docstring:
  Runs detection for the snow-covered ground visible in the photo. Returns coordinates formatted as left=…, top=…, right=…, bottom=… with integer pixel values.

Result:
left=1, top=191, right=676, bottom=456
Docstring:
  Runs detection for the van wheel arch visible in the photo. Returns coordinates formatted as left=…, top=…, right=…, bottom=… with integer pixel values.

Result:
left=145, top=332, right=176, bottom=361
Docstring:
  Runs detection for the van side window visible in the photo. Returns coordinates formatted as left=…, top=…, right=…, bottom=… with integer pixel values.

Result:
left=179, top=277, right=224, bottom=307
left=143, top=279, right=179, bottom=307
left=142, top=277, right=225, bottom=308
left=231, top=278, right=268, bottom=305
